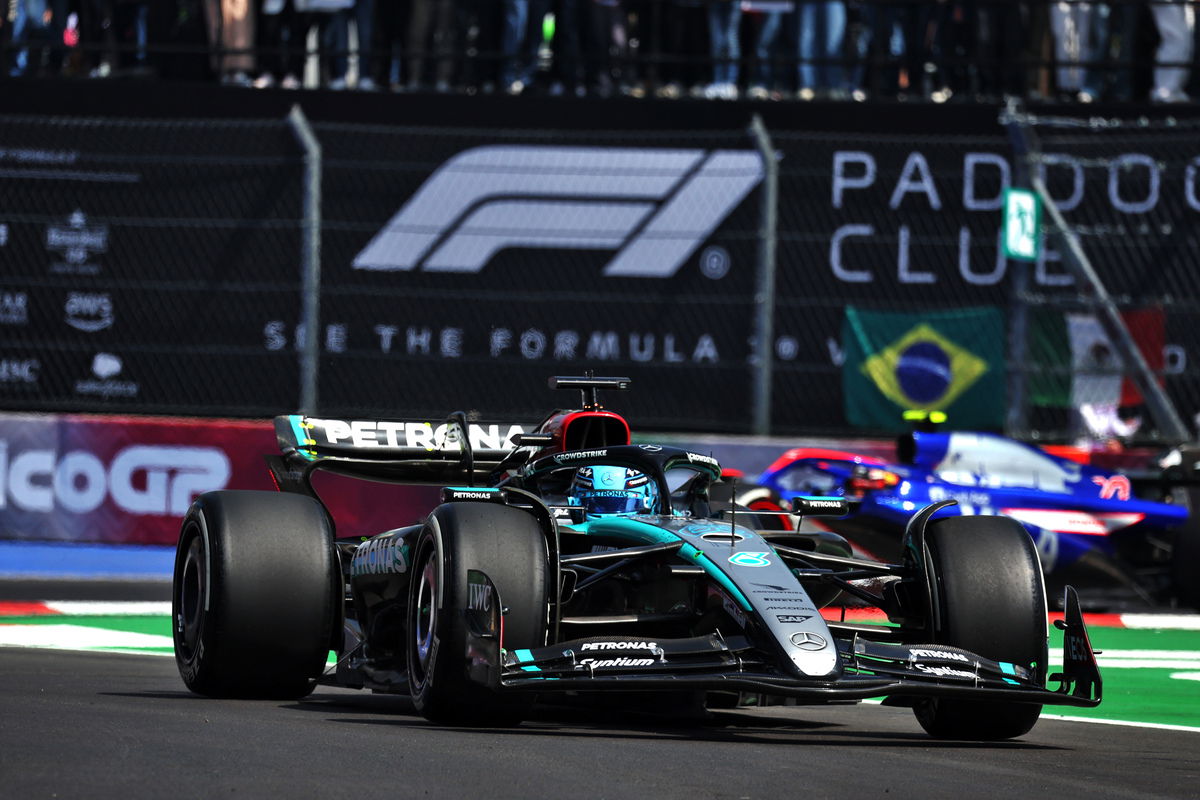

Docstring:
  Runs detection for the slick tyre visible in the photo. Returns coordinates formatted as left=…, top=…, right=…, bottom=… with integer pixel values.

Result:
left=1171, top=489, right=1200, bottom=610
left=407, top=502, right=548, bottom=726
left=708, top=481, right=793, bottom=531
left=173, top=490, right=337, bottom=699
left=913, top=515, right=1048, bottom=740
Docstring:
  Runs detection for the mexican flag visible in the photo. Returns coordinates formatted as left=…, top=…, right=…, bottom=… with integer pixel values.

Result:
left=1028, top=308, right=1165, bottom=409
left=842, top=306, right=1006, bottom=431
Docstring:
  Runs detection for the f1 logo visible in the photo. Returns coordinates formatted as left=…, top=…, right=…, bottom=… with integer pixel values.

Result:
left=353, top=145, right=764, bottom=278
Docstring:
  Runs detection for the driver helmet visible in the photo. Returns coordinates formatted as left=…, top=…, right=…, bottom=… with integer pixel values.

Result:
left=570, top=465, right=659, bottom=518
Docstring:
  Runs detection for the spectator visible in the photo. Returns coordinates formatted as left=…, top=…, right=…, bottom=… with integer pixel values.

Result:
left=973, top=0, right=1029, bottom=98
left=327, top=0, right=377, bottom=89
left=705, top=0, right=741, bottom=98
left=373, top=0, right=405, bottom=88
left=254, top=0, right=304, bottom=88
left=545, top=0, right=588, bottom=96
left=501, top=0, right=551, bottom=93
left=795, top=1, right=845, bottom=98
left=1078, top=1, right=1136, bottom=102
left=204, top=0, right=257, bottom=84
left=647, top=0, right=707, bottom=97
left=461, top=0, right=505, bottom=93
left=1049, top=0, right=1093, bottom=99
left=931, top=1, right=972, bottom=99
left=7, top=0, right=56, bottom=76
left=586, top=0, right=633, bottom=96
left=406, top=0, right=455, bottom=91
left=743, top=0, right=793, bottom=99
left=1149, top=0, right=1193, bottom=102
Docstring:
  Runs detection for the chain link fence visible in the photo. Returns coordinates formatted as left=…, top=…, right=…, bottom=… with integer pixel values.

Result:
left=1, top=105, right=1197, bottom=443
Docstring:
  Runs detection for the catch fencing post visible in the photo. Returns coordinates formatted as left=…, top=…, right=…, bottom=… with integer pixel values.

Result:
left=748, top=114, right=778, bottom=436
left=287, top=104, right=322, bottom=416
left=1002, top=100, right=1189, bottom=444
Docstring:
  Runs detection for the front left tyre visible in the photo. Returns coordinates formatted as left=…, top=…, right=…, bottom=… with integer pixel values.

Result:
left=407, top=502, right=549, bottom=725
left=173, top=490, right=337, bottom=699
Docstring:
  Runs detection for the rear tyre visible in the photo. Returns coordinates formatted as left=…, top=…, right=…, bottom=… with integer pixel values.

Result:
left=708, top=481, right=793, bottom=531
left=407, top=502, right=549, bottom=725
left=912, top=515, right=1048, bottom=740
left=1171, top=489, right=1200, bottom=610
left=173, top=490, right=337, bottom=699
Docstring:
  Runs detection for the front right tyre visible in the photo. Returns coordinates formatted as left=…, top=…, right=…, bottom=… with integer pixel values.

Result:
left=912, top=515, right=1048, bottom=740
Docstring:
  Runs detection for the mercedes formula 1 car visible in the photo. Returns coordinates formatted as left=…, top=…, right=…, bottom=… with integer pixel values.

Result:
left=755, top=428, right=1200, bottom=610
left=172, top=376, right=1101, bottom=740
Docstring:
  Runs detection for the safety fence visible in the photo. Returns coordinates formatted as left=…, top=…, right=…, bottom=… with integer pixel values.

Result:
left=1, top=100, right=1198, bottom=443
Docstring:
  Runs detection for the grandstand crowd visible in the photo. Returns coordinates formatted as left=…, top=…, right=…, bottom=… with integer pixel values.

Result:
left=4, top=0, right=1197, bottom=103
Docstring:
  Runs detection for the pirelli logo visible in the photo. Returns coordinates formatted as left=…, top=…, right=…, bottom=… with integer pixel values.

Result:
left=353, top=145, right=764, bottom=278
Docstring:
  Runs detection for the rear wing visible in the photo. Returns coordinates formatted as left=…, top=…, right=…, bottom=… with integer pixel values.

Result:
left=272, top=414, right=534, bottom=487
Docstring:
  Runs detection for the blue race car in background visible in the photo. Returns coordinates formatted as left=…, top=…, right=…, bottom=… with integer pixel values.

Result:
left=757, top=429, right=1200, bottom=610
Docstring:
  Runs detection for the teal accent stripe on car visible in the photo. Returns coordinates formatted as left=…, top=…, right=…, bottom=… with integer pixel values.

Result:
left=287, top=415, right=317, bottom=461
left=1000, top=661, right=1021, bottom=685
left=682, top=545, right=754, bottom=612
left=513, top=649, right=541, bottom=672
left=584, top=517, right=753, bottom=612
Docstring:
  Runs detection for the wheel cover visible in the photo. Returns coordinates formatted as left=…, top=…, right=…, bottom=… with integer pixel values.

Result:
left=176, top=533, right=205, bottom=661
left=412, top=551, right=438, bottom=684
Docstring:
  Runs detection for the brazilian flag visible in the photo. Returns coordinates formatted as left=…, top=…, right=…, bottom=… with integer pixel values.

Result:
left=842, top=306, right=1006, bottom=431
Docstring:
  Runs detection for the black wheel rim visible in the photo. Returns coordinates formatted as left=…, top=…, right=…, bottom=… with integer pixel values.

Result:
left=412, top=546, right=438, bottom=686
left=176, top=531, right=206, bottom=662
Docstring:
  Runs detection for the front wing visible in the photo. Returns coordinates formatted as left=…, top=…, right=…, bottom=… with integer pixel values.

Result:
left=480, top=590, right=1102, bottom=708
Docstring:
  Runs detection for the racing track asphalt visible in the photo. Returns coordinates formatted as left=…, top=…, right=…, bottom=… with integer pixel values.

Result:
left=3, top=644, right=1198, bottom=800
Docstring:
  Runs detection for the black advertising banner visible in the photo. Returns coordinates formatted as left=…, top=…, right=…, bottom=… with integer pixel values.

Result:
left=2, top=93, right=1198, bottom=437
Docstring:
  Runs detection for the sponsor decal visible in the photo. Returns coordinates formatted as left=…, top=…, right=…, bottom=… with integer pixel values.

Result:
left=579, top=641, right=658, bottom=651
left=311, top=419, right=525, bottom=453
left=468, top=581, right=492, bottom=611
left=578, top=657, right=655, bottom=669
left=0, top=442, right=230, bottom=515
left=46, top=209, right=108, bottom=275
left=64, top=292, right=114, bottom=332
left=765, top=604, right=817, bottom=611
left=799, top=498, right=844, bottom=509
left=0, top=291, right=28, bottom=325
left=728, top=551, right=771, bottom=568
left=445, top=489, right=500, bottom=501
left=351, top=537, right=408, bottom=577
left=776, top=614, right=812, bottom=624
left=790, top=632, right=827, bottom=650
left=685, top=452, right=720, bottom=468
left=352, top=145, right=763, bottom=278
left=0, top=358, right=39, bottom=385
left=910, top=648, right=971, bottom=663
left=637, top=445, right=663, bottom=453
left=552, top=449, right=609, bottom=464
left=1092, top=474, right=1132, bottom=502
left=761, top=597, right=816, bottom=605
left=75, top=353, right=138, bottom=399
left=915, top=664, right=977, bottom=679
left=265, top=321, right=721, bottom=366
left=752, top=583, right=804, bottom=593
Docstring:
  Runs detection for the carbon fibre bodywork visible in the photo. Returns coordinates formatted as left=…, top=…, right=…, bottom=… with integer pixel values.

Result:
left=261, top=378, right=1102, bottom=725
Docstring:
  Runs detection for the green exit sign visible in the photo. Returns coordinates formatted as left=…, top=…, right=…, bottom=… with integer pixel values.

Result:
left=1002, top=187, right=1041, bottom=261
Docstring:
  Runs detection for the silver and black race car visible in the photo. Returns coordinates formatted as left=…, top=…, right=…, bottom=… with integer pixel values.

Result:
left=172, top=376, right=1102, bottom=740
